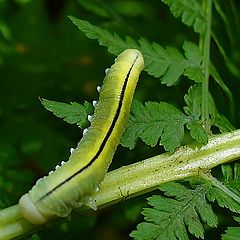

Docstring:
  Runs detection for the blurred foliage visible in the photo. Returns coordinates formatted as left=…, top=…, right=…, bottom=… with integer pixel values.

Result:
left=0, top=0, right=240, bottom=239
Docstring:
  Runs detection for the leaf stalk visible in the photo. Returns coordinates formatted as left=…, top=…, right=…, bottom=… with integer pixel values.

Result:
left=201, top=0, right=212, bottom=132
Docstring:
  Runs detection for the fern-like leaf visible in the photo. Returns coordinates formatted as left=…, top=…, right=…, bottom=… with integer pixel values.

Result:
left=69, top=16, right=137, bottom=56
left=121, top=83, right=234, bottom=151
left=161, top=0, right=205, bottom=33
left=121, top=99, right=193, bottom=152
left=121, top=84, right=216, bottom=152
left=222, top=163, right=240, bottom=192
left=69, top=17, right=203, bottom=86
left=40, top=98, right=94, bottom=129
left=222, top=216, right=240, bottom=240
left=207, top=163, right=240, bottom=214
left=70, top=16, right=235, bottom=107
left=121, top=100, right=187, bottom=152
left=130, top=182, right=218, bottom=240
left=140, top=39, right=203, bottom=85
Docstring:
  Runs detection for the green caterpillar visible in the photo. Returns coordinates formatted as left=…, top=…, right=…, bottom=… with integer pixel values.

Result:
left=18, top=49, right=144, bottom=224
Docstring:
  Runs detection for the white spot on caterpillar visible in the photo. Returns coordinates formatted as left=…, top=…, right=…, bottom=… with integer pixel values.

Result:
left=83, top=196, right=97, bottom=211
left=55, top=165, right=60, bottom=170
left=97, top=86, right=101, bottom=92
left=92, top=100, right=97, bottom=107
left=105, top=68, right=110, bottom=74
left=49, top=170, right=53, bottom=174
left=36, top=177, right=42, bottom=185
left=95, top=186, right=100, bottom=192
left=70, top=148, right=75, bottom=154
left=61, top=161, right=66, bottom=165
left=83, top=128, right=88, bottom=135
left=42, top=176, right=47, bottom=180
left=87, top=115, right=92, bottom=122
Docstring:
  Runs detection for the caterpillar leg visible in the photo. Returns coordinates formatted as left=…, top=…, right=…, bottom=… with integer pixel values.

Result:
left=19, top=194, right=47, bottom=225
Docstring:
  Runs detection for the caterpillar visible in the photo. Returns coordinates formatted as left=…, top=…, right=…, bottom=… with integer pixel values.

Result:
left=18, top=49, right=144, bottom=225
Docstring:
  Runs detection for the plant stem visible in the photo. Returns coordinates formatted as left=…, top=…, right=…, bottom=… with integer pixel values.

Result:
left=0, top=205, right=34, bottom=240
left=1, top=129, right=240, bottom=239
left=201, top=0, right=212, bottom=132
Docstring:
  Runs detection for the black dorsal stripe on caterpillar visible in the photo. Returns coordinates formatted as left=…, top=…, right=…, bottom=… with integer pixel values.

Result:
left=18, top=49, right=144, bottom=224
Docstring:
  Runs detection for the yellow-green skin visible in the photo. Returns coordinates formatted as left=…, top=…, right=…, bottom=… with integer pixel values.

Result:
left=19, top=49, right=144, bottom=224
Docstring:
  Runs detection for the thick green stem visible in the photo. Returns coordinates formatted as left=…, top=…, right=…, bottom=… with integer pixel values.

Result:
left=1, top=129, right=240, bottom=240
left=201, top=0, right=212, bottom=132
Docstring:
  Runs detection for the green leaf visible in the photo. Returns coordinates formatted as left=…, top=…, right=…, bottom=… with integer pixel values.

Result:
left=121, top=100, right=187, bottom=152
left=222, top=164, right=234, bottom=182
left=207, top=164, right=240, bottom=214
left=70, top=16, right=235, bottom=116
left=130, top=182, right=218, bottom=240
left=138, top=38, right=203, bottom=86
left=186, top=122, right=208, bottom=145
left=183, top=84, right=202, bottom=119
left=122, top=83, right=233, bottom=152
left=183, top=85, right=207, bottom=144
left=222, top=163, right=240, bottom=202
left=183, top=84, right=234, bottom=135
left=207, top=187, right=240, bottom=214
left=182, top=41, right=204, bottom=83
left=122, top=87, right=216, bottom=152
left=69, top=16, right=138, bottom=56
left=161, top=0, right=206, bottom=33
left=69, top=17, right=203, bottom=86
left=40, top=98, right=94, bottom=129
left=143, top=40, right=186, bottom=85
left=222, top=227, right=240, bottom=240
left=222, top=216, right=240, bottom=240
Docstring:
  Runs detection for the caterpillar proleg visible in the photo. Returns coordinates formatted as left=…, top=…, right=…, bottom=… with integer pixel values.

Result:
left=18, top=49, right=144, bottom=224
